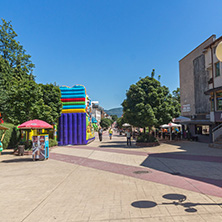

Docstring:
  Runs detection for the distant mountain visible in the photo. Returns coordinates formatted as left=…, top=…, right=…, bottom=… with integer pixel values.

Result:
left=105, top=107, right=123, bottom=118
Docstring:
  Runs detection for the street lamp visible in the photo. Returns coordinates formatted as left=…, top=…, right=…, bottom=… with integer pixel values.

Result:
left=216, top=41, right=222, bottom=61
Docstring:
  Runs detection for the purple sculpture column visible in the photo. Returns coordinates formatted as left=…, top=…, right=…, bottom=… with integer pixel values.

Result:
left=68, top=113, right=73, bottom=145
left=63, top=114, right=68, bottom=145
left=82, top=113, right=87, bottom=144
left=77, top=113, right=82, bottom=144
left=58, top=115, right=63, bottom=146
left=72, top=113, right=77, bottom=145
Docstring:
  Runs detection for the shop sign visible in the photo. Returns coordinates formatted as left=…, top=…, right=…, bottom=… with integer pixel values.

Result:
left=182, top=104, right=190, bottom=112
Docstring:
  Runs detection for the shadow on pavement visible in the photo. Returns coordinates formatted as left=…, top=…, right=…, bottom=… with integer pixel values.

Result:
left=99, top=144, right=138, bottom=149
left=131, top=193, right=222, bottom=213
left=140, top=142, right=222, bottom=188
left=1, top=151, right=14, bottom=155
left=2, top=158, right=33, bottom=163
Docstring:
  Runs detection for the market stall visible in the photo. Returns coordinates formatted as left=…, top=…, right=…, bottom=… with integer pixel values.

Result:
left=18, top=119, right=53, bottom=160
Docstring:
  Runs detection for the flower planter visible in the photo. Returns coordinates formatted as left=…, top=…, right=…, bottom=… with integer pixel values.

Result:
left=136, top=142, right=160, bottom=147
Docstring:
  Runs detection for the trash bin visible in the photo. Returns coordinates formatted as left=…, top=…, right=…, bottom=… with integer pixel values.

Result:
left=18, top=145, right=25, bottom=156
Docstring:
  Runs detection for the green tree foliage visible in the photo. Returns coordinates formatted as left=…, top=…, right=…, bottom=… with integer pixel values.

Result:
left=122, top=70, right=180, bottom=129
left=39, top=83, right=63, bottom=124
left=2, top=80, right=45, bottom=124
left=116, top=116, right=126, bottom=128
left=100, top=118, right=112, bottom=129
left=111, top=115, right=118, bottom=122
left=172, top=87, right=180, bottom=103
left=1, top=81, right=62, bottom=124
left=0, top=122, right=20, bottom=148
left=0, top=19, right=62, bottom=125
left=0, top=19, right=35, bottom=77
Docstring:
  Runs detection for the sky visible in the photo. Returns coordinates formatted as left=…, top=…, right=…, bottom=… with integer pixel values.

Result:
left=1, top=0, right=222, bottom=110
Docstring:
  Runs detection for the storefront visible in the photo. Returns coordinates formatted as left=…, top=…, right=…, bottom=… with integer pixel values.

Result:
left=182, top=120, right=214, bottom=143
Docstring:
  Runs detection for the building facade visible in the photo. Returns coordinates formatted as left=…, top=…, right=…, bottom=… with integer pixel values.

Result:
left=179, top=35, right=216, bottom=142
left=204, top=36, right=222, bottom=124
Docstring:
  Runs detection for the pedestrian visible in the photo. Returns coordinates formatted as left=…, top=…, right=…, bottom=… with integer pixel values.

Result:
left=98, top=127, right=103, bottom=142
left=126, top=129, right=132, bottom=146
left=109, top=128, right=113, bottom=140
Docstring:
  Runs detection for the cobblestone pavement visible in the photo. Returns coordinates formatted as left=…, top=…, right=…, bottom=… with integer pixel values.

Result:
left=0, top=131, right=222, bottom=222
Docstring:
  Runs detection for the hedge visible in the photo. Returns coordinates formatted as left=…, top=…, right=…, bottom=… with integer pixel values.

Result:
left=0, top=122, right=20, bottom=149
left=136, top=133, right=158, bottom=143
left=49, top=138, right=58, bottom=147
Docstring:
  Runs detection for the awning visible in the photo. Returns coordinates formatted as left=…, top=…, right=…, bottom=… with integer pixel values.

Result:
left=204, top=86, right=222, bottom=95
left=181, top=120, right=214, bottom=125
left=173, top=116, right=191, bottom=123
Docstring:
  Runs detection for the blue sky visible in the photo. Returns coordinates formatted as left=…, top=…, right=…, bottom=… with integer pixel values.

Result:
left=1, top=0, right=222, bottom=109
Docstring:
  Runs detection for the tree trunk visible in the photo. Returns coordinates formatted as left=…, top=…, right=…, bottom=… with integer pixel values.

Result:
left=149, top=126, right=151, bottom=135
left=143, top=127, right=146, bottom=134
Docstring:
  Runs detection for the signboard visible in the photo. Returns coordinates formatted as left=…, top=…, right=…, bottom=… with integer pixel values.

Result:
left=32, top=135, right=49, bottom=160
left=182, top=104, right=191, bottom=113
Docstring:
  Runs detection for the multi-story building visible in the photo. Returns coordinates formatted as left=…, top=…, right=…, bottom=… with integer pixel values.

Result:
left=91, top=101, right=103, bottom=123
left=203, top=36, right=222, bottom=142
left=179, top=35, right=216, bottom=142
left=204, top=36, right=222, bottom=123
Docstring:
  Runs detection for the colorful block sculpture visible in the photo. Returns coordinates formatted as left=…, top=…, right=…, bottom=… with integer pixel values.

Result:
left=58, top=85, right=95, bottom=145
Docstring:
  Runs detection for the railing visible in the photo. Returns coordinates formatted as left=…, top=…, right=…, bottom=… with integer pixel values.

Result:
left=212, top=123, right=222, bottom=142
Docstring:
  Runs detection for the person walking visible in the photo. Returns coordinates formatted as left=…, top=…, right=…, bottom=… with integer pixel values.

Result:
left=98, top=127, right=103, bottom=142
left=126, top=129, right=132, bottom=146
left=109, top=128, right=113, bottom=140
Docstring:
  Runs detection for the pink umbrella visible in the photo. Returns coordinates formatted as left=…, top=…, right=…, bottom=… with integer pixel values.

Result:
left=18, top=119, right=53, bottom=129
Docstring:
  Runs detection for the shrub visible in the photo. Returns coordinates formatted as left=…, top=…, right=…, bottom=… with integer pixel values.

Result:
left=0, top=122, right=20, bottom=149
left=49, top=138, right=58, bottom=147
left=136, top=133, right=158, bottom=143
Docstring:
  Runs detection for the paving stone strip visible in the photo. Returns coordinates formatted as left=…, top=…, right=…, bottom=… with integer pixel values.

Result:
left=50, top=152, right=222, bottom=198
left=65, top=145, right=222, bottom=163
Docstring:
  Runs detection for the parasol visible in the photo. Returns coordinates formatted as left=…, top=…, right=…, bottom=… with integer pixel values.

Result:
left=18, top=119, right=53, bottom=129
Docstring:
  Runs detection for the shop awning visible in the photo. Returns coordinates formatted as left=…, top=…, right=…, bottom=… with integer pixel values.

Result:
left=204, top=86, right=222, bottom=95
left=182, top=120, right=214, bottom=125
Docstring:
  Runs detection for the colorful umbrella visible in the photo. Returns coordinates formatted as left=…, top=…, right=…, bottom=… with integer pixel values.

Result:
left=18, top=119, right=53, bottom=129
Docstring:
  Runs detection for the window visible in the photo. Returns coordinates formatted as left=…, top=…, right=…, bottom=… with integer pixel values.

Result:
left=195, top=125, right=209, bottom=135
left=210, top=95, right=214, bottom=111
left=215, top=62, right=220, bottom=77
left=216, top=92, right=222, bottom=111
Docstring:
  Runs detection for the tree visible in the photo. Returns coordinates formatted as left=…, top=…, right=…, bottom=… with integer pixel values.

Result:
left=111, top=115, right=118, bottom=122
left=39, top=83, right=63, bottom=124
left=116, top=116, right=126, bottom=128
left=100, top=118, right=112, bottom=129
left=2, top=80, right=45, bottom=124
left=122, top=70, right=180, bottom=132
left=1, top=80, right=62, bottom=125
left=0, top=19, right=35, bottom=78
left=0, top=19, right=62, bottom=125
left=172, top=87, right=180, bottom=103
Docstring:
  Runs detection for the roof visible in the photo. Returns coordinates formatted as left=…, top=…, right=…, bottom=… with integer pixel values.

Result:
left=204, top=36, right=222, bottom=49
left=204, top=86, right=222, bottom=95
left=179, top=35, right=216, bottom=62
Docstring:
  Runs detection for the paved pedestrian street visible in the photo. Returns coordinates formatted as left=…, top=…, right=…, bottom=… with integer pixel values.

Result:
left=0, top=132, right=222, bottom=222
